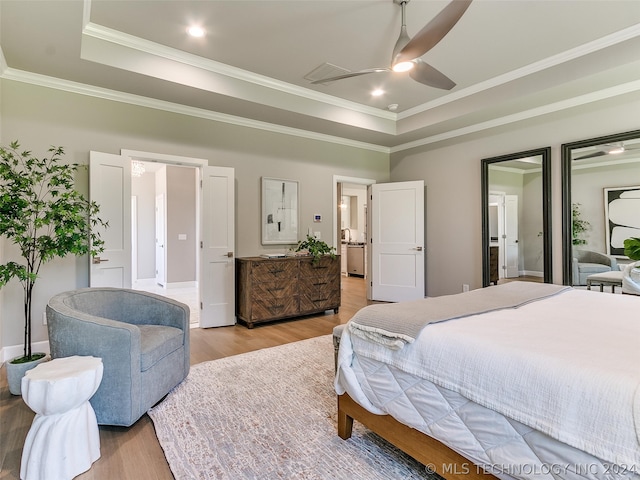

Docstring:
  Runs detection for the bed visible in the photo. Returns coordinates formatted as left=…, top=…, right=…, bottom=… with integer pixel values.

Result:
left=334, top=282, right=640, bottom=480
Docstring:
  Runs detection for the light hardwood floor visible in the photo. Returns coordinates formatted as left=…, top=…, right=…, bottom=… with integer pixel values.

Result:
left=0, top=276, right=369, bottom=480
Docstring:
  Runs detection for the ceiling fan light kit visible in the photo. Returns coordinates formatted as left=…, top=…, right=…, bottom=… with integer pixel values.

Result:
left=311, top=0, right=472, bottom=91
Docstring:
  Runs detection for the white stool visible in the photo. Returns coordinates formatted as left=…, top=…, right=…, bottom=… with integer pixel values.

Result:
left=20, top=356, right=103, bottom=480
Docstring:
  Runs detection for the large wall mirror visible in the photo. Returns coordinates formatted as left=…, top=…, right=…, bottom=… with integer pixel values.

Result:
left=561, top=129, right=640, bottom=286
left=481, top=148, right=552, bottom=287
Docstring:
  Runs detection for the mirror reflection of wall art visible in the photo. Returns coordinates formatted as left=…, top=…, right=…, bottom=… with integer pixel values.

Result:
left=604, top=185, right=640, bottom=256
left=262, top=177, right=299, bottom=245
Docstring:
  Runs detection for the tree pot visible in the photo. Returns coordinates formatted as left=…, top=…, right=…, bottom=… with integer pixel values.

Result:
left=6, top=353, right=49, bottom=395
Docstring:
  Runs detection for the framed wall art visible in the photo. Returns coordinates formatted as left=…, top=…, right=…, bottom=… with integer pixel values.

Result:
left=261, top=177, right=299, bottom=245
left=604, top=185, right=640, bottom=256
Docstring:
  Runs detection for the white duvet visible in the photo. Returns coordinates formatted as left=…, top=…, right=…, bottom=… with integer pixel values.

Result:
left=336, top=288, right=640, bottom=470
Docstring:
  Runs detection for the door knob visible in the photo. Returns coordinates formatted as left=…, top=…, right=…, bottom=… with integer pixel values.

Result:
left=92, top=256, right=110, bottom=264
left=414, top=246, right=423, bottom=251
left=225, top=252, right=234, bottom=258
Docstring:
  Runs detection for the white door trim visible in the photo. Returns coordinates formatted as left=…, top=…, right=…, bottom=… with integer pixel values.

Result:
left=121, top=149, right=208, bottom=327
left=332, top=175, right=376, bottom=251
left=121, top=150, right=208, bottom=168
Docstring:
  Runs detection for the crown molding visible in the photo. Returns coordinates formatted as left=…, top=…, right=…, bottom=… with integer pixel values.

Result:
left=82, top=22, right=397, bottom=123
left=398, top=23, right=640, bottom=120
left=0, top=48, right=7, bottom=76
left=0, top=67, right=390, bottom=154
left=4, top=65, right=638, bottom=156
left=391, top=79, right=640, bottom=153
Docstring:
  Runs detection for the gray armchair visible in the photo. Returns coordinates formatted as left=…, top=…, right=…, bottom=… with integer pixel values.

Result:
left=572, top=249, right=618, bottom=286
left=46, top=288, right=190, bottom=427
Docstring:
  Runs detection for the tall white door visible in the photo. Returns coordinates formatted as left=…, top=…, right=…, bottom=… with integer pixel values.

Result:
left=155, top=194, right=166, bottom=286
left=200, top=166, right=236, bottom=327
left=370, top=181, right=424, bottom=302
left=505, top=194, right=519, bottom=278
left=89, top=152, right=131, bottom=288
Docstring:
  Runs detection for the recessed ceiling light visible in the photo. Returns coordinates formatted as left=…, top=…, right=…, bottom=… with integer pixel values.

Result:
left=371, top=89, right=385, bottom=97
left=187, top=26, right=206, bottom=38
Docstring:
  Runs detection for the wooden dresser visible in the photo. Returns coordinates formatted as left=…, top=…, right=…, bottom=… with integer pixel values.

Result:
left=235, top=256, right=340, bottom=328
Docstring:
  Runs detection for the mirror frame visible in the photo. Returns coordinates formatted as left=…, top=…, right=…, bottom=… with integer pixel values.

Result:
left=561, top=129, right=640, bottom=285
left=481, top=147, right=552, bottom=287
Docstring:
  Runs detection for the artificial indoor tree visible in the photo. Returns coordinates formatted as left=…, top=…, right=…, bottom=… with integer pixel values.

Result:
left=0, top=141, right=107, bottom=372
left=571, top=203, right=590, bottom=246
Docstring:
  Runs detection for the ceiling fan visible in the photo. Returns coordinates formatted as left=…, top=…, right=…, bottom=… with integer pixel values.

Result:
left=311, top=0, right=472, bottom=90
left=573, top=142, right=640, bottom=160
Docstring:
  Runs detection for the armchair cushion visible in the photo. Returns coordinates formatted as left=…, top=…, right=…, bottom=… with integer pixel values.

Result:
left=139, top=325, right=183, bottom=371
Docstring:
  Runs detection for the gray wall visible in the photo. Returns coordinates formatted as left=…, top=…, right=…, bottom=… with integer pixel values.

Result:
left=166, top=166, right=197, bottom=283
left=0, top=80, right=389, bottom=352
left=522, top=171, right=544, bottom=274
left=131, top=171, right=157, bottom=279
left=390, top=93, right=640, bottom=297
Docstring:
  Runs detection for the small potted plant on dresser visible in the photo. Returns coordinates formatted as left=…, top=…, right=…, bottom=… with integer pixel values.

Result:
left=624, top=237, right=640, bottom=283
left=0, top=141, right=107, bottom=395
left=294, top=234, right=336, bottom=264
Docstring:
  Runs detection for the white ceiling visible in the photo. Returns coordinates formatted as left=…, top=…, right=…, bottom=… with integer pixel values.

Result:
left=1, top=0, right=639, bottom=152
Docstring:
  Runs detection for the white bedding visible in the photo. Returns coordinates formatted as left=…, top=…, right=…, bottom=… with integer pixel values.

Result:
left=335, top=288, right=640, bottom=475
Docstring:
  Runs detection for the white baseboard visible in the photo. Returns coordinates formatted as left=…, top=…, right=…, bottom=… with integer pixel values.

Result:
left=133, top=279, right=198, bottom=290
left=521, top=270, right=544, bottom=278
left=165, top=281, right=197, bottom=289
left=0, top=340, right=50, bottom=365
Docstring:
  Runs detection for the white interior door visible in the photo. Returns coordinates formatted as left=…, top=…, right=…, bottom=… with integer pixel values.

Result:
left=370, top=180, right=424, bottom=302
left=89, top=152, right=131, bottom=288
left=505, top=194, right=519, bottom=278
left=155, top=194, right=166, bottom=287
left=200, top=166, right=235, bottom=327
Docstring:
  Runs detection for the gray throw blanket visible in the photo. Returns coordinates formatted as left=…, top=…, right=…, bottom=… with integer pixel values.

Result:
left=349, top=282, right=571, bottom=350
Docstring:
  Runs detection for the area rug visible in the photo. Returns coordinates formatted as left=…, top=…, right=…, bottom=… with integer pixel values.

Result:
left=148, top=335, right=437, bottom=479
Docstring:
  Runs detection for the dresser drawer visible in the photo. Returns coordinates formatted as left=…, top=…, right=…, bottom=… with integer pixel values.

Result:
left=250, top=295, right=298, bottom=321
left=251, top=260, right=298, bottom=283
left=299, top=256, right=340, bottom=277
left=252, top=281, right=296, bottom=300
left=299, top=282, right=339, bottom=313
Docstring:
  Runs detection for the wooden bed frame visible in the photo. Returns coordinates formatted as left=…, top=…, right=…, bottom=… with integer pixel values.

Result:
left=338, top=393, right=497, bottom=480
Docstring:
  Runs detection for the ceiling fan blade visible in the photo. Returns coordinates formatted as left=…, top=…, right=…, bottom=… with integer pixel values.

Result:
left=310, top=68, right=389, bottom=85
left=409, top=59, right=456, bottom=90
left=573, top=151, right=607, bottom=161
left=394, top=0, right=472, bottom=66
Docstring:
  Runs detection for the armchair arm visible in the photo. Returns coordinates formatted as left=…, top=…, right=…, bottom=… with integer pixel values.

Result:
left=46, top=304, right=142, bottom=425
left=583, top=251, right=617, bottom=269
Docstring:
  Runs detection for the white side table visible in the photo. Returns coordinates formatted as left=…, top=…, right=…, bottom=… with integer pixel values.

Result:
left=20, top=356, right=103, bottom=480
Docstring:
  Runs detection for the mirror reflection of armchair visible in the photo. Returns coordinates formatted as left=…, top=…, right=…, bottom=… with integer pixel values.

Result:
left=572, top=249, right=618, bottom=286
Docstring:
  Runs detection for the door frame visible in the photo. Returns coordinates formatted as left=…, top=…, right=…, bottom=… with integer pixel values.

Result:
left=333, top=175, right=376, bottom=298
left=489, top=191, right=506, bottom=280
left=332, top=175, right=376, bottom=251
left=122, top=149, right=207, bottom=321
